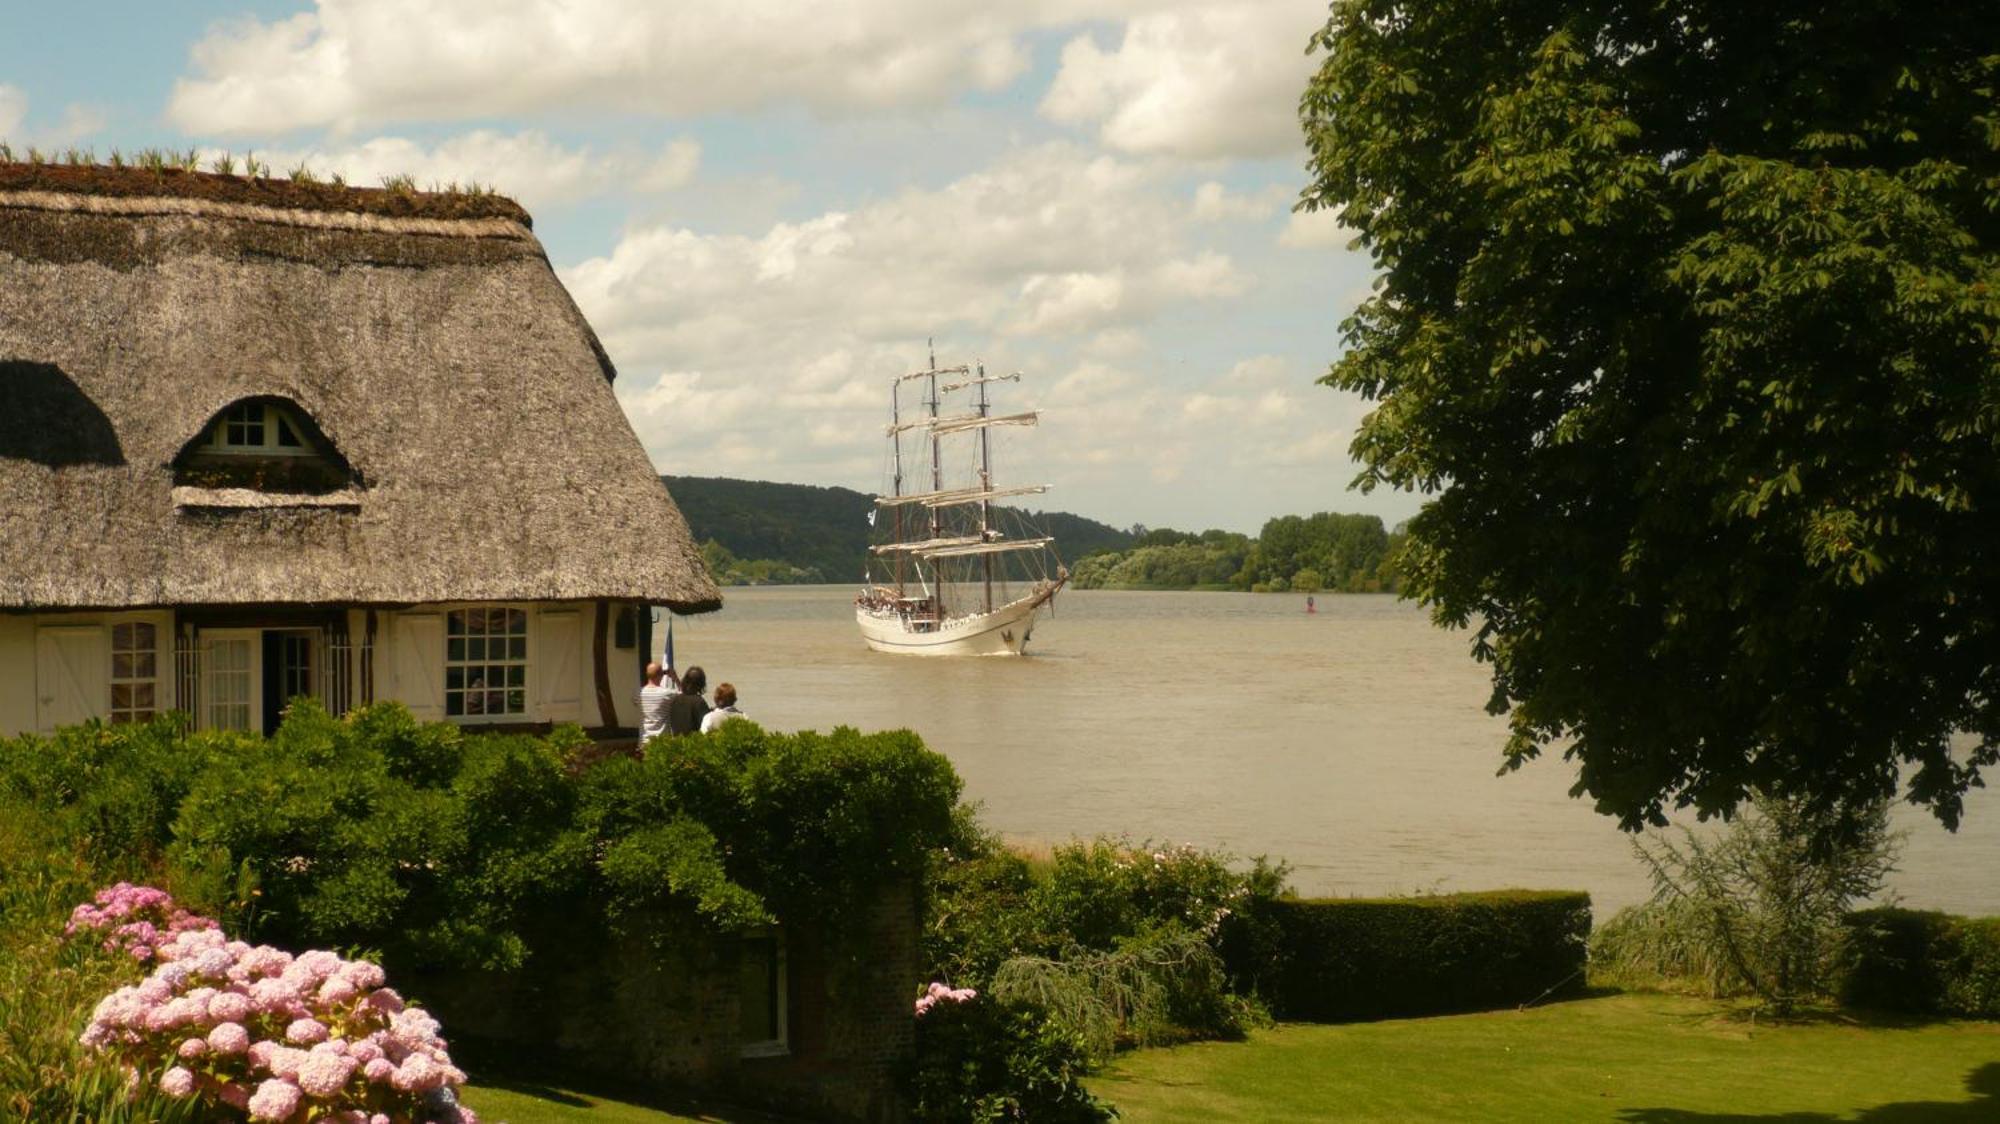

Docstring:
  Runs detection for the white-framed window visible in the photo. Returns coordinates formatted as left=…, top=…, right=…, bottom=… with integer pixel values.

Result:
left=207, top=401, right=311, bottom=456
left=109, top=621, right=160, bottom=724
left=445, top=607, right=528, bottom=719
left=738, top=928, right=789, bottom=1058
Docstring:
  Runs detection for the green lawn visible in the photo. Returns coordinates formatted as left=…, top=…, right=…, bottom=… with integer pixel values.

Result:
left=1093, top=992, right=2000, bottom=1122
left=459, top=994, right=2000, bottom=1123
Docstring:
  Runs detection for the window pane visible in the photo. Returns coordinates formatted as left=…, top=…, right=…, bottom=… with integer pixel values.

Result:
left=485, top=690, right=506, bottom=714
left=506, top=665, right=524, bottom=688
left=276, top=417, right=302, bottom=446
left=739, top=939, right=778, bottom=1042
left=131, top=623, right=156, bottom=650
left=506, top=689, right=525, bottom=713
left=112, top=652, right=135, bottom=680
left=446, top=693, right=463, bottom=717
left=112, top=623, right=134, bottom=650
left=133, top=683, right=155, bottom=710
left=447, top=638, right=465, bottom=662
left=507, top=609, right=527, bottom=633
left=111, top=683, right=132, bottom=709
left=466, top=638, right=486, bottom=661
left=508, top=636, right=526, bottom=660
left=132, top=652, right=156, bottom=680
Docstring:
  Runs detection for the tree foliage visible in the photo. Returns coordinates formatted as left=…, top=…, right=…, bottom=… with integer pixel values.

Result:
left=1304, top=1, right=2000, bottom=830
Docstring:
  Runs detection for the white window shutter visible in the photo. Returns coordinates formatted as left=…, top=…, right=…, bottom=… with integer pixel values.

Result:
left=537, top=611, right=582, bottom=722
left=392, top=615, right=445, bottom=720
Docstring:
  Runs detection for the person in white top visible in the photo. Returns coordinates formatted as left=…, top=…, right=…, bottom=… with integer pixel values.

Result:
left=699, top=682, right=745, bottom=733
left=635, top=661, right=677, bottom=743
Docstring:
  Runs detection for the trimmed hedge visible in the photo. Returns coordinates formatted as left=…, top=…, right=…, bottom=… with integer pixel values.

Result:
left=1841, top=908, right=2000, bottom=1018
left=1223, top=890, right=1592, bottom=1021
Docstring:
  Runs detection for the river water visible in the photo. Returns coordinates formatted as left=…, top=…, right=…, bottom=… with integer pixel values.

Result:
left=668, top=587, right=1998, bottom=917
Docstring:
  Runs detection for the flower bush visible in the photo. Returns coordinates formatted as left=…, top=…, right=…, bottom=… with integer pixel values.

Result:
left=73, top=889, right=475, bottom=1124
left=903, top=985, right=1114, bottom=1123
left=914, top=980, right=977, bottom=1017
left=65, top=881, right=220, bottom=964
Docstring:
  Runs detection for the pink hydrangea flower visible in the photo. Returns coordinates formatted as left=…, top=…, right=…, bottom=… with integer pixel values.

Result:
left=208, top=1022, right=250, bottom=1054
left=286, top=1017, right=329, bottom=1045
left=297, top=1051, right=358, bottom=1097
left=159, top=1066, right=196, bottom=1097
left=247, top=1078, right=302, bottom=1122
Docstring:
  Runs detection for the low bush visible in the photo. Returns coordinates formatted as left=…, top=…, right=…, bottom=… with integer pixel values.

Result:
left=903, top=988, right=1114, bottom=1123
left=1840, top=908, right=2000, bottom=1018
left=923, top=836, right=1283, bottom=1054
left=1224, top=890, right=1592, bottom=1021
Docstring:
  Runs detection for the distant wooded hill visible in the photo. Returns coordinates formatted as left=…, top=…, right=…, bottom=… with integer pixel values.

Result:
left=662, top=475, right=1139, bottom=585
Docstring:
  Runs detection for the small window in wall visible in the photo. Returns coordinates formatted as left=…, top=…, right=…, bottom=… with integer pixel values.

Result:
left=446, top=608, right=527, bottom=719
left=211, top=401, right=310, bottom=456
left=109, top=622, right=159, bottom=724
left=614, top=606, right=638, bottom=650
left=738, top=929, right=788, bottom=1058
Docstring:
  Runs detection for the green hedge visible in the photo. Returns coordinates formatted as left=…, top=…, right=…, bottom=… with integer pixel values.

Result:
left=1223, top=890, right=1592, bottom=1021
left=1841, top=908, right=2000, bottom=1018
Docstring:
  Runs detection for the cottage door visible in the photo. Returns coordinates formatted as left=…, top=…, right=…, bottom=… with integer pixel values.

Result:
left=35, top=626, right=108, bottom=733
left=391, top=615, right=445, bottom=720
left=201, top=630, right=261, bottom=733
left=536, top=610, right=582, bottom=722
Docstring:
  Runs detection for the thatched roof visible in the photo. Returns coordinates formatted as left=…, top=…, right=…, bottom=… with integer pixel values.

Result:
left=0, top=163, right=720, bottom=613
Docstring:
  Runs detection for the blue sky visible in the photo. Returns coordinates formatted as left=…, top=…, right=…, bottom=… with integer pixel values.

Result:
left=1, top=1, right=1412, bottom=534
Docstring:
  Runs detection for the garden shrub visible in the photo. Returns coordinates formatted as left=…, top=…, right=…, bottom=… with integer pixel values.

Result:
left=1617, top=795, right=1900, bottom=1014
left=1841, top=908, right=2000, bottom=1018
left=1224, top=890, right=1593, bottom=1021
left=2, top=702, right=963, bottom=980
left=903, top=990, right=1115, bottom=1123
left=923, top=836, right=1283, bottom=1054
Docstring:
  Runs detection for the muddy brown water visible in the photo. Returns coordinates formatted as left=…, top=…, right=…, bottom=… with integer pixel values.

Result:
left=667, top=587, right=1999, bottom=917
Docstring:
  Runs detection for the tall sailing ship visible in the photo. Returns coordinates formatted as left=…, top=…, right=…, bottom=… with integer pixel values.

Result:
left=856, top=353, right=1067, bottom=656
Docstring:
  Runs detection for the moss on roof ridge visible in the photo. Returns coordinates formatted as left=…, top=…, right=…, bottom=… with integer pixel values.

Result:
left=0, top=161, right=531, bottom=227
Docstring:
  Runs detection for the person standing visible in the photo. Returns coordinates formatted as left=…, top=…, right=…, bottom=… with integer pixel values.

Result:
left=699, top=683, right=745, bottom=733
left=635, top=662, right=675, bottom=743
left=668, top=665, right=711, bottom=736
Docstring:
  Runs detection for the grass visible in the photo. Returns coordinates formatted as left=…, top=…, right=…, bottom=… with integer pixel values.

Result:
left=1092, top=991, right=2000, bottom=1122
left=456, top=993, right=1998, bottom=1123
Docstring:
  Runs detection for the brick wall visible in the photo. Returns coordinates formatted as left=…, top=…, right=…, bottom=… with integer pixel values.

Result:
left=418, top=882, right=920, bottom=1122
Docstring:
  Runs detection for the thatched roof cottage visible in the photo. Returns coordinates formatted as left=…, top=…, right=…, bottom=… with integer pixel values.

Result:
left=0, top=162, right=719, bottom=738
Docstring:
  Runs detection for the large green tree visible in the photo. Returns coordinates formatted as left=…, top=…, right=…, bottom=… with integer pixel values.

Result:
left=1303, top=1, right=2000, bottom=831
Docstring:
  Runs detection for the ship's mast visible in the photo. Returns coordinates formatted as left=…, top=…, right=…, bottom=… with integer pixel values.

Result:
left=890, top=380, right=905, bottom=597
left=927, top=340, right=944, bottom=609
left=976, top=363, right=994, bottom=613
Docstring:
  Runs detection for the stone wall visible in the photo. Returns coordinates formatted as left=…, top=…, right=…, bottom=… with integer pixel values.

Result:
left=418, top=883, right=919, bottom=1122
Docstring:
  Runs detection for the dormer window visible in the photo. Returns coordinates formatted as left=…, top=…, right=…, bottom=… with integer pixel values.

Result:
left=211, top=401, right=311, bottom=455
left=173, top=396, right=359, bottom=497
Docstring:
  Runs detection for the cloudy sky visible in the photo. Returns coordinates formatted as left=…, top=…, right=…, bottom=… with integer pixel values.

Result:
left=1, top=1, right=1409, bottom=534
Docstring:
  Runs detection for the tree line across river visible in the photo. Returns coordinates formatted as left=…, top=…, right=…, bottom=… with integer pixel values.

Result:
left=667, top=474, right=1403, bottom=593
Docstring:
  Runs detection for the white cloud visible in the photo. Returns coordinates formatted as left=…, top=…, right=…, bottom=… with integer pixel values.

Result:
left=1277, top=206, right=1355, bottom=250
left=52, top=105, right=107, bottom=144
left=568, top=143, right=1263, bottom=487
left=0, top=86, right=24, bottom=139
left=1192, top=181, right=1292, bottom=222
left=168, top=0, right=1186, bottom=135
left=0, top=91, right=107, bottom=148
left=1041, top=1, right=1324, bottom=160
left=244, top=130, right=698, bottom=210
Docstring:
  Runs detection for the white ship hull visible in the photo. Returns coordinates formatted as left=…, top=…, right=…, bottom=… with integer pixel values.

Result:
left=856, top=583, right=1060, bottom=656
